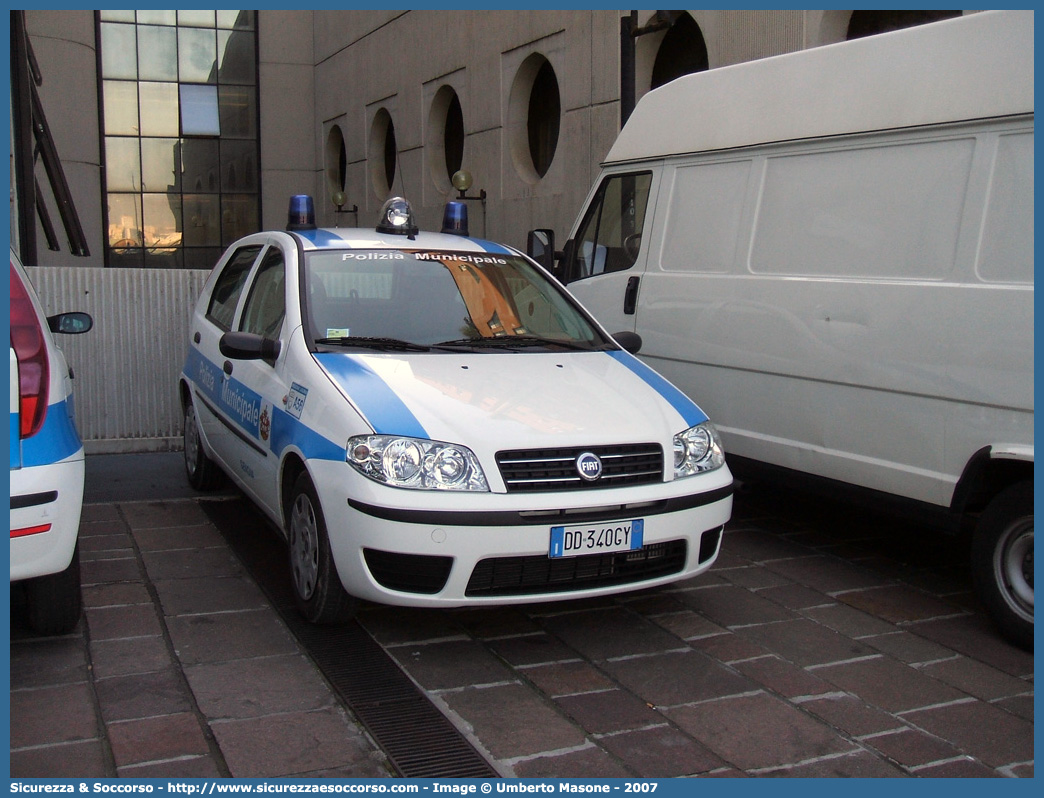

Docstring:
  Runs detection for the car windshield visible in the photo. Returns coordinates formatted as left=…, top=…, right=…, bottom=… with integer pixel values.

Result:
left=303, top=249, right=611, bottom=352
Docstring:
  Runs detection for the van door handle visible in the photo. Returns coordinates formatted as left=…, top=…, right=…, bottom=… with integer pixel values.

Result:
left=223, top=361, right=233, bottom=376
left=623, top=276, right=641, bottom=315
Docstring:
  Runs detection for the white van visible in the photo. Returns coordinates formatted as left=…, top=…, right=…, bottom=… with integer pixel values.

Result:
left=530, top=11, right=1033, bottom=647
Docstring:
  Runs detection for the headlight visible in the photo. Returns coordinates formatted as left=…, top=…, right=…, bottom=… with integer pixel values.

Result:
left=673, top=422, right=725, bottom=479
left=347, top=435, right=489, bottom=491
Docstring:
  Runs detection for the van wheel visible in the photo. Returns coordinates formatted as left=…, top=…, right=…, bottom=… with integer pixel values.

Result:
left=184, top=402, right=223, bottom=491
left=971, top=481, right=1033, bottom=649
left=287, top=472, right=358, bottom=625
left=25, top=544, right=82, bottom=635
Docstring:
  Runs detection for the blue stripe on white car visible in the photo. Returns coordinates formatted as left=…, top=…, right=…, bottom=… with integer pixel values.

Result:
left=17, top=398, right=84, bottom=468
left=314, top=353, right=429, bottom=439
left=606, top=350, right=708, bottom=428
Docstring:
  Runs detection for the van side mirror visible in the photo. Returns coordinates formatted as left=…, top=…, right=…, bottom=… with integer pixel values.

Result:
left=613, top=331, right=643, bottom=354
left=527, top=229, right=557, bottom=273
left=47, top=312, right=93, bottom=335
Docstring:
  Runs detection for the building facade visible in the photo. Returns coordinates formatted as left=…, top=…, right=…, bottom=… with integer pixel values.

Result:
left=10, top=9, right=967, bottom=451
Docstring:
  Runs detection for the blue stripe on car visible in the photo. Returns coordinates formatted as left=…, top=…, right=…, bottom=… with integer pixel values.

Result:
left=269, top=406, right=345, bottom=461
left=295, top=228, right=348, bottom=247
left=17, top=399, right=83, bottom=468
left=314, top=353, right=429, bottom=439
left=473, top=239, right=512, bottom=255
left=605, top=350, right=707, bottom=428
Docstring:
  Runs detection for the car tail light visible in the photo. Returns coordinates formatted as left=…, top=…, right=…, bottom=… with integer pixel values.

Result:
left=10, top=262, right=49, bottom=438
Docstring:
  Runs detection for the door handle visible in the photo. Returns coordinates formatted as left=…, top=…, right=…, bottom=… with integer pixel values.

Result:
left=623, top=276, right=641, bottom=315
left=223, top=361, right=233, bottom=376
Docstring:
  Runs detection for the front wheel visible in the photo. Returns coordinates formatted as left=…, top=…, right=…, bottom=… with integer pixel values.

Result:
left=971, top=481, right=1033, bottom=649
left=287, top=472, right=358, bottom=625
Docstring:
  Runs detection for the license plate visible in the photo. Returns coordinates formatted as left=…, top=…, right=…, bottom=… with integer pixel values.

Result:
left=549, top=519, right=644, bottom=559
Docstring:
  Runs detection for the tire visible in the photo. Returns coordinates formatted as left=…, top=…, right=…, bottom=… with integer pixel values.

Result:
left=287, top=472, right=358, bottom=624
left=971, top=481, right=1033, bottom=650
left=25, top=544, right=82, bottom=635
left=184, top=401, right=224, bottom=491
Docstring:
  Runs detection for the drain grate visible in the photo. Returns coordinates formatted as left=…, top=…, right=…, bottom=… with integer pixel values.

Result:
left=201, top=498, right=498, bottom=779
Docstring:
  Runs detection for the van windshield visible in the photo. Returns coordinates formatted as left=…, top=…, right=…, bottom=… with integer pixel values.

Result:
left=303, top=249, right=611, bottom=352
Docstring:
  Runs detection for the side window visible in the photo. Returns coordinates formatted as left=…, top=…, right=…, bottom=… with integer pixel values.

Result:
left=567, top=172, right=652, bottom=282
left=239, top=247, right=286, bottom=339
left=206, top=245, right=262, bottom=330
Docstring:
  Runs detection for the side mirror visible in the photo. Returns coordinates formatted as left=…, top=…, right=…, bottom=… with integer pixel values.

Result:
left=47, top=312, right=93, bottom=335
left=220, top=331, right=281, bottom=364
left=612, top=331, right=643, bottom=354
left=526, top=229, right=557, bottom=273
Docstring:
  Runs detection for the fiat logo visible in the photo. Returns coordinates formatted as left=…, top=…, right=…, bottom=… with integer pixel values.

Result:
left=576, top=452, right=603, bottom=481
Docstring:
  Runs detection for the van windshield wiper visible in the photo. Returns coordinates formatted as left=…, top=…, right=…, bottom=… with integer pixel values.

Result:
left=315, top=336, right=431, bottom=352
left=433, top=335, right=598, bottom=352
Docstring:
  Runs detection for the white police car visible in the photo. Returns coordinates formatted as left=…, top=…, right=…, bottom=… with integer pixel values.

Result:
left=180, top=197, right=733, bottom=623
left=10, top=247, right=93, bottom=634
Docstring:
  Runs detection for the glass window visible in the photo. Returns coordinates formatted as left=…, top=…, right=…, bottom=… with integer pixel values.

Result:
left=219, top=85, right=256, bottom=138
left=142, top=193, right=182, bottom=252
left=179, top=10, right=216, bottom=28
left=206, top=245, right=261, bottom=330
left=221, top=195, right=259, bottom=246
left=105, top=137, right=141, bottom=192
left=217, top=30, right=257, bottom=85
left=140, top=138, right=179, bottom=193
left=136, top=10, right=176, bottom=25
left=568, top=172, right=652, bottom=282
left=103, top=81, right=140, bottom=136
left=178, top=27, right=217, bottom=83
left=240, top=248, right=286, bottom=338
left=304, top=251, right=606, bottom=348
left=107, top=194, right=143, bottom=248
left=138, top=82, right=180, bottom=136
left=98, top=10, right=259, bottom=268
left=220, top=140, right=257, bottom=192
left=137, top=25, right=177, bottom=81
left=100, top=10, right=135, bottom=23
left=180, top=84, right=221, bottom=136
left=100, top=23, right=137, bottom=79
left=183, top=195, right=221, bottom=247
left=179, top=139, right=220, bottom=193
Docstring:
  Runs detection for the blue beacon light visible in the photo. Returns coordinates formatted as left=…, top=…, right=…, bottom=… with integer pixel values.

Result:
left=441, top=201, right=469, bottom=237
left=287, top=195, right=316, bottom=231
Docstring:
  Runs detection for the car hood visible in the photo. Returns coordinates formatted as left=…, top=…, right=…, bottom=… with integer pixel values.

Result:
left=313, top=350, right=708, bottom=455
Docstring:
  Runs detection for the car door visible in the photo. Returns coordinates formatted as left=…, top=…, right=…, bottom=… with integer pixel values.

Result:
left=219, top=242, right=290, bottom=518
left=560, top=170, right=657, bottom=335
left=191, top=243, right=264, bottom=472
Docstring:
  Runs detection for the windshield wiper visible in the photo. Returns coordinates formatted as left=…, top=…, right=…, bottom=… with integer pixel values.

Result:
left=434, top=335, right=597, bottom=352
left=315, top=336, right=431, bottom=352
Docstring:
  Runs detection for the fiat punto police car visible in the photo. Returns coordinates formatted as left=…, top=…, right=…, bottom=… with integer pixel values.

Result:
left=10, top=248, right=93, bottom=634
left=180, top=196, right=733, bottom=623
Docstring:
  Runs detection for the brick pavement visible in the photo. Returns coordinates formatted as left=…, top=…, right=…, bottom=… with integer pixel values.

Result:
left=10, top=500, right=389, bottom=779
left=9, top=460, right=1035, bottom=779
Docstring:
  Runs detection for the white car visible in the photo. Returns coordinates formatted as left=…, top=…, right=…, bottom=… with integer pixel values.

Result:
left=179, top=197, right=733, bottom=623
left=9, top=248, right=92, bottom=634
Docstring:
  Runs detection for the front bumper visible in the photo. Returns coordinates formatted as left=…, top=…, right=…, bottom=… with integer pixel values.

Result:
left=310, top=459, right=733, bottom=607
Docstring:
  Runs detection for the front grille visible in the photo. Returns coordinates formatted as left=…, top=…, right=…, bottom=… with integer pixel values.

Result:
left=496, top=443, right=663, bottom=493
left=465, top=540, right=686, bottom=597
left=364, top=549, right=453, bottom=594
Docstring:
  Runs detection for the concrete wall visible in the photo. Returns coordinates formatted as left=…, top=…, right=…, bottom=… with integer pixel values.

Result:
left=304, top=10, right=860, bottom=251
